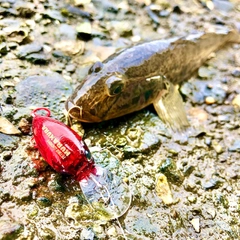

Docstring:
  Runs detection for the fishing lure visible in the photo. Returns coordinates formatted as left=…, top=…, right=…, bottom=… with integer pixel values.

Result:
left=31, top=107, right=131, bottom=221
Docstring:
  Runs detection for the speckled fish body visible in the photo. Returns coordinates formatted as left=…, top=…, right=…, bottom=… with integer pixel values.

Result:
left=66, top=31, right=240, bottom=130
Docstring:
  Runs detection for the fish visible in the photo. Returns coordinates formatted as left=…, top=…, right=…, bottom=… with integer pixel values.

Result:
left=66, top=30, right=240, bottom=131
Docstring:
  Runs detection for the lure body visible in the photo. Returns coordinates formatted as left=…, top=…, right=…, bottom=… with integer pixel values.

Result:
left=32, top=108, right=96, bottom=181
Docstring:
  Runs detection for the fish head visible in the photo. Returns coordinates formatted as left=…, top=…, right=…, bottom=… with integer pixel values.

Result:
left=66, top=61, right=128, bottom=122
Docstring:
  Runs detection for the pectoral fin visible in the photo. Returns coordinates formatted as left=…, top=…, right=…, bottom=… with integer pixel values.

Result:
left=153, top=80, right=189, bottom=131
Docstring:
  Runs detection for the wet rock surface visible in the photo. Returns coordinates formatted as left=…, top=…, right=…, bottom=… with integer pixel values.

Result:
left=0, top=0, right=240, bottom=239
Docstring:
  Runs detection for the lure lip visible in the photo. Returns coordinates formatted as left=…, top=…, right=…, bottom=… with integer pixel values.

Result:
left=79, top=165, right=132, bottom=220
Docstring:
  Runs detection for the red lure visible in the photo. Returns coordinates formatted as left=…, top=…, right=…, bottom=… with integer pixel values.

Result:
left=31, top=108, right=97, bottom=181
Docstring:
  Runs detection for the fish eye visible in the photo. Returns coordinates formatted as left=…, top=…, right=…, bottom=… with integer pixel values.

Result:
left=88, top=61, right=103, bottom=74
left=105, top=75, right=124, bottom=96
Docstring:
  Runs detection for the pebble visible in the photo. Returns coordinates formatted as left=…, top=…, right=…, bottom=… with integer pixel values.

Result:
left=217, top=114, right=231, bottom=122
left=43, top=44, right=52, bottom=53
left=42, top=10, right=66, bottom=22
left=106, top=226, right=117, bottom=236
left=231, top=69, right=240, bottom=77
left=54, top=40, right=84, bottom=55
left=51, top=62, right=64, bottom=73
left=0, top=42, right=8, bottom=55
left=17, top=43, right=43, bottom=58
left=180, top=82, right=192, bottom=96
left=25, top=19, right=35, bottom=29
left=14, top=1, right=35, bottom=18
left=204, top=137, right=211, bottom=146
left=8, top=42, right=18, bottom=49
left=25, top=53, right=50, bottom=64
left=212, top=140, right=223, bottom=154
left=173, top=5, right=183, bottom=14
left=216, top=220, right=232, bottom=234
left=113, top=21, right=133, bottom=37
left=0, top=133, right=19, bottom=151
left=114, top=136, right=127, bottom=147
left=92, top=225, right=104, bottom=234
left=155, top=173, right=173, bottom=205
left=205, top=96, right=216, bottom=104
left=131, top=35, right=141, bottom=42
left=159, top=158, right=184, bottom=186
left=206, top=208, right=216, bottom=219
left=205, top=0, right=214, bottom=10
left=13, top=187, right=31, bottom=201
left=211, top=16, right=225, bottom=25
left=198, top=66, right=214, bottom=79
left=142, top=175, right=155, bottom=189
left=50, top=49, right=61, bottom=58
left=183, top=179, right=197, bottom=192
left=76, top=22, right=92, bottom=41
left=166, top=143, right=181, bottom=155
left=18, top=118, right=31, bottom=134
left=37, top=197, right=52, bottom=207
left=188, top=107, right=208, bottom=122
left=57, top=24, right=76, bottom=40
left=0, top=6, right=17, bottom=16
left=62, top=5, right=92, bottom=19
left=188, top=196, right=197, bottom=203
left=228, top=140, right=240, bottom=152
left=202, top=178, right=222, bottom=190
left=74, top=0, right=91, bottom=6
left=4, top=25, right=30, bottom=43
left=145, top=6, right=159, bottom=24
left=65, top=64, right=76, bottom=73
left=127, top=127, right=141, bottom=141
left=190, top=218, right=200, bottom=233
left=213, top=0, right=234, bottom=12
left=39, top=228, right=55, bottom=239
left=1, top=2, right=10, bottom=8
left=2, top=151, right=13, bottom=161
left=232, top=94, right=240, bottom=107
left=80, top=228, right=94, bottom=240
left=159, top=10, right=170, bottom=17
left=0, top=116, right=21, bottom=135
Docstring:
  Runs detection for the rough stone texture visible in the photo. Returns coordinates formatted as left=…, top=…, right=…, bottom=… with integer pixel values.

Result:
left=0, top=0, right=240, bottom=239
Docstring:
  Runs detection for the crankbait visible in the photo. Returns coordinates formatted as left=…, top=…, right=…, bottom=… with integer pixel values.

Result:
left=31, top=107, right=131, bottom=223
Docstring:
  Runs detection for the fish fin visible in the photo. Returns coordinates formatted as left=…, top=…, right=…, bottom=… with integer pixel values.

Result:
left=228, top=29, right=240, bottom=43
left=153, top=80, right=190, bottom=132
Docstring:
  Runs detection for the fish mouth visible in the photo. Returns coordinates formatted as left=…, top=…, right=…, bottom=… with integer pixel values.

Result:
left=66, top=101, right=102, bottom=123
